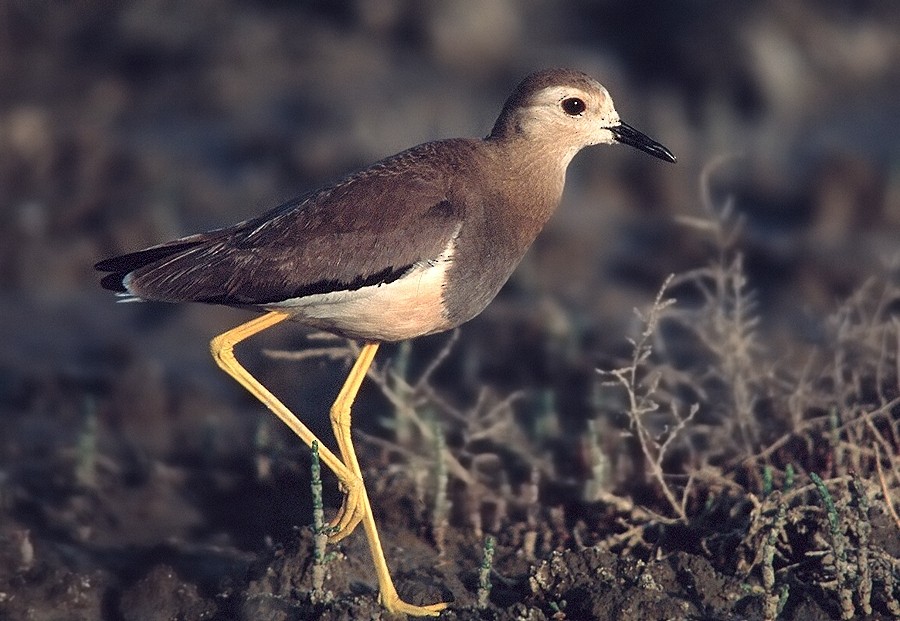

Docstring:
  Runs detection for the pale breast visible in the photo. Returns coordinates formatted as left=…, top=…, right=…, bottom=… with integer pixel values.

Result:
left=264, top=238, right=456, bottom=342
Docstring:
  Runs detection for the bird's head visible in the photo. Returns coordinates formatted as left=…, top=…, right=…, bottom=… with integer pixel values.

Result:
left=489, top=68, right=676, bottom=165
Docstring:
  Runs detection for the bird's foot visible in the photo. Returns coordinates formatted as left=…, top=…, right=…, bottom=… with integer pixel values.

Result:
left=381, top=593, right=448, bottom=617
left=327, top=476, right=365, bottom=542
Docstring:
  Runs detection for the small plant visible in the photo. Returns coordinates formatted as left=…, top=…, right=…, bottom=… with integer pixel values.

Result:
left=430, top=413, right=451, bottom=558
left=783, top=464, right=795, bottom=492
left=548, top=598, right=567, bottom=620
left=310, top=440, right=332, bottom=604
left=600, top=275, right=698, bottom=521
left=849, top=473, right=873, bottom=616
left=76, top=397, right=98, bottom=489
left=390, top=340, right=416, bottom=446
left=582, top=418, right=612, bottom=501
left=477, top=534, right=496, bottom=608
left=811, top=472, right=854, bottom=619
left=760, top=499, right=787, bottom=621
left=254, top=419, right=273, bottom=481
left=762, top=464, right=773, bottom=497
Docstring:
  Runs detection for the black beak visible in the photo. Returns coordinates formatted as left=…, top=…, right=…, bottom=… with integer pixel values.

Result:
left=609, top=122, right=676, bottom=163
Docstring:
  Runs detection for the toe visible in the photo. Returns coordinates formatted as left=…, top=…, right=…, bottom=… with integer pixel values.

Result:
left=383, top=596, right=449, bottom=617
left=327, top=480, right=365, bottom=542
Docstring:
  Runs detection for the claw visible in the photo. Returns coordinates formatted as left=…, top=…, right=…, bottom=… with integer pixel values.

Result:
left=328, top=476, right=366, bottom=542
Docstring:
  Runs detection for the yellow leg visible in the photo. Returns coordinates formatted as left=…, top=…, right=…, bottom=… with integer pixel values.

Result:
left=210, top=312, right=365, bottom=538
left=211, top=314, right=447, bottom=616
left=328, top=342, right=378, bottom=540
left=329, top=342, right=448, bottom=616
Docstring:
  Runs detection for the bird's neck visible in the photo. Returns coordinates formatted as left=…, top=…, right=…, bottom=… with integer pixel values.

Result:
left=437, top=138, right=574, bottom=329
left=485, top=136, right=573, bottom=229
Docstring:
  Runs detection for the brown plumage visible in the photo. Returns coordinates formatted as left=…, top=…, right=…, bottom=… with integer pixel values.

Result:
left=95, top=68, right=675, bottom=616
left=96, top=68, right=674, bottom=341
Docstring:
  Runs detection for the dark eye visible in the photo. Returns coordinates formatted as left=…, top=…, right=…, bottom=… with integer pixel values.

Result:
left=561, top=97, right=586, bottom=116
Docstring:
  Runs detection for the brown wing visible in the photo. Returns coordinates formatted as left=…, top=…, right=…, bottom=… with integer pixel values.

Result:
left=95, top=141, right=473, bottom=306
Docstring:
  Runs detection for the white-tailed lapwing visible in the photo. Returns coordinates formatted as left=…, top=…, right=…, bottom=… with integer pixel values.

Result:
left=96, top=68, right=675, bottom=616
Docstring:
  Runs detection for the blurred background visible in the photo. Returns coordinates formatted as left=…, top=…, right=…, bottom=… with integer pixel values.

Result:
left=3, top=0, right=899, bottom=377
left=0, top=0, right=899, bottom=616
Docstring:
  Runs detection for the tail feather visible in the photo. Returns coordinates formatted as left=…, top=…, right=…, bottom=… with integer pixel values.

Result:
left=94, top=239, right=207, bottom=293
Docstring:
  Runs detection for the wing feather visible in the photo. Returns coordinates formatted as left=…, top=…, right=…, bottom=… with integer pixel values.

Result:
left=95, top=141, right=475, bottom=306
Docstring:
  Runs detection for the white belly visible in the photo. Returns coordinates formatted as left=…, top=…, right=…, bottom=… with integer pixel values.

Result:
left=264, top=241, right=455, bottom=342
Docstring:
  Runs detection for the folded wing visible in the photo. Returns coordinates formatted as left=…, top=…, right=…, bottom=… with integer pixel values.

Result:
left=95, top=143, right=468, bottom=307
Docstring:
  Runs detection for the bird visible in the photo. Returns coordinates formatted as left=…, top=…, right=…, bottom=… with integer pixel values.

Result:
left=95, top=68, right=675, bottom=616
